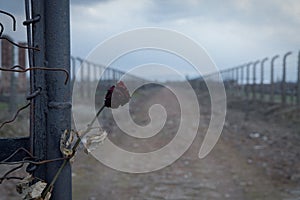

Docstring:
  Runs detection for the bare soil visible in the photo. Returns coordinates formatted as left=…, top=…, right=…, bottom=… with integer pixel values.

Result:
left=71, top=85, right=300, bottom=200
left=0, top=85, right=299, bottom=200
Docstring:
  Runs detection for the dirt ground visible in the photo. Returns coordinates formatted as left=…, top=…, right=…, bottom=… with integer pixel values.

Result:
left=71, top=85, right=300, bottom=200
left=0, top=84, right=299, bottom=200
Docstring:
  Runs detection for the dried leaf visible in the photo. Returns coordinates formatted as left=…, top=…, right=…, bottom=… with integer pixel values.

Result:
left=30, top=181, right=47, bottom=199
left=16, top=175, right=34, bottom=195
left=84, top=129, right=108, bottom=154
left=18, top=180, right=47, bottom=199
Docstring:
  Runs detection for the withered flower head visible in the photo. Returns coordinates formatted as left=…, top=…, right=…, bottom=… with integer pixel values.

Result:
left=104, top=81, right=130, bottom=108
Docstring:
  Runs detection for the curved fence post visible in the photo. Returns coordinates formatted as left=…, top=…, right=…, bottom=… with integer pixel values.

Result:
left=240, top=64, right=245, bottom=98
left=235, top=66, right=239, bottom=96
left=252, top=60, right=260, bottom=101
left=270, top=55, right=279, bottom=103
left=297, top=51, right=300, bottom=106
left=246, top=62, right=252, bottom=100
left=260, top=57, right=268, bottom=101
left=282, top=51, right=292, bottom=105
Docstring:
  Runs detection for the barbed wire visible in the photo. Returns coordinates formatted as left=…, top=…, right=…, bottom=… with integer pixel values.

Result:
left=0, top=103, right=30, bottom=130
left=0, top=65, right=69, bottom=84
left=0, top=7, right=72, bottom=192
left=0, top=10, right=16, bottom=32
left=0, top=36, right=39, bottom=51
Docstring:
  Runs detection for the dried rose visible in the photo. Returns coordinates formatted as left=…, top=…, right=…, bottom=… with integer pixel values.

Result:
left=104, top=81, right=130, bottom=108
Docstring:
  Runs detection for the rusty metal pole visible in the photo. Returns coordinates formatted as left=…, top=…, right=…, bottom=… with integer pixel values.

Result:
left=282, top=52, right=292, bottom=105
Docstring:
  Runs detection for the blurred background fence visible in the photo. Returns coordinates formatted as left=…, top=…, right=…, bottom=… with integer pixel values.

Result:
left=0, top=37, right=146, bottom=114
left=190, top=50, right=300, bottom=106
left=0, top=36, right=28, bottom=113
left=70, top=56, right=146, bottom=104
left=3, top=36, right=299, bottom=108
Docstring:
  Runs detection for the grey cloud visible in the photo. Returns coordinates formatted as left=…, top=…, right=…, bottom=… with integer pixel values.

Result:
left=0, top=0, right=25, bottom=16
left=71, top=0, right=110, bottom=6
left=145, top=0, right=300, bottom=28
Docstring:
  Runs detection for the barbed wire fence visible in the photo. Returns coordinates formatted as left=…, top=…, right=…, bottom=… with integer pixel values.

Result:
left=70, top=56, right=146, bottom=103
left=191, top=50, right=300, bottom=107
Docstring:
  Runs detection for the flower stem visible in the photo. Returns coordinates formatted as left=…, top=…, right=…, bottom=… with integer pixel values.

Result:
left=88, top=105, right=105, bottom=128
left=41, top=105, right=106, bottom=198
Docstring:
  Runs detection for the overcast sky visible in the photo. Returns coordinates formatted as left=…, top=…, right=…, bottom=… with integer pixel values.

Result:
left=1, top=0, right=300, bottom=80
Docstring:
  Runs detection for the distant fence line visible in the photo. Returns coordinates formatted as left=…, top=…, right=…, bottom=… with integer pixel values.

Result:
left=191, top=50, right=300, bottom=106
left=0, top=38, right=146, bottom=107
left=70, top=56, right=146, bottom=101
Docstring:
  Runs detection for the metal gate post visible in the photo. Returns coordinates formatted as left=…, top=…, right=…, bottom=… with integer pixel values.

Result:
left=31, top=1, right=72, bottom=199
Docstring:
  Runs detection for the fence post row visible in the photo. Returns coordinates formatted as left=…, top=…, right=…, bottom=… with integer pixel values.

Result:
left=214, top=50, right=300, bottom=106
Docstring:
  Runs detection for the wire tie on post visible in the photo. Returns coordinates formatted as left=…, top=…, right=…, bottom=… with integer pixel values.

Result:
left=23, top=15, right=41, bottom=26
left=26, top=87, right=42, bottom=100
